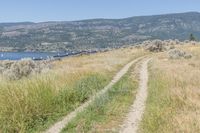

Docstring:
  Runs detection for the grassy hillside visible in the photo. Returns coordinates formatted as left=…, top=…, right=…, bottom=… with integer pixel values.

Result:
left=140, top=45, right=200, bottom=132
left=0, top=47, right=146, bottom=132
left=1, top=42, right=200, bottom=133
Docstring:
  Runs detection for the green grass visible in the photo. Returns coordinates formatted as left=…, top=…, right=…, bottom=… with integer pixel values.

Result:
left=0, top=73, right=109, bottom=133
left=62, top=66, right=138, bottom=133
left=139, top=64, right=184, bottom=133
left=0, top=47, right=147, bottom=133
left=140, top=56, right=200, bottom=133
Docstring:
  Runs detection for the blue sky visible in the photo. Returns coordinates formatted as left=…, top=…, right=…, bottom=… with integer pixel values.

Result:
left=0, top=0, right=200, bottom=22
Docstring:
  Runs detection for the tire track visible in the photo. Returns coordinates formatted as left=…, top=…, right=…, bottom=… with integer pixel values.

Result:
left=45, top=56, right=145, bottom=133
left=120, top=58, right=151, bottom=133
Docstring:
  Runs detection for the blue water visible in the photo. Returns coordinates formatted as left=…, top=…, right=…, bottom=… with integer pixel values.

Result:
left=0, top=52, right=60, bottom=60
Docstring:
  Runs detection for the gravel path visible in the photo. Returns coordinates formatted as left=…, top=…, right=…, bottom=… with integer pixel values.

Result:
left=45, top=56, right=145, bottom=133
left=120, top=58, right=151, bottom=133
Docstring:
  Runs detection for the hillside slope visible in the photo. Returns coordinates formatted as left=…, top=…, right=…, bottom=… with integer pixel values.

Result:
left=0, top=12, right=200, bottom=51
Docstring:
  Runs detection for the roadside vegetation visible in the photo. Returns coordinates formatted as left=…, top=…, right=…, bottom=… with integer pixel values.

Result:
left=140, top=44, right=200, bottom=133
left=62, top=63, right=139, bottom=132
left=0, top=47, right=146, bottom=132
left=0, top=59, right=51, bottom=80
left=1, top=40, right=199, bottom=133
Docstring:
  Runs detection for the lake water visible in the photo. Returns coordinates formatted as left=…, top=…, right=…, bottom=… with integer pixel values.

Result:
left=0, top=52, right=60, bottom=60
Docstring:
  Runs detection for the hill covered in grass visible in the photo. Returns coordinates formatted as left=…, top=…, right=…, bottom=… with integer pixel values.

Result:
left=0, top=47, right=146, bottom=132
left=0, top=12, right=200, bottom=52
left=1, top=41, right=200, bottom=132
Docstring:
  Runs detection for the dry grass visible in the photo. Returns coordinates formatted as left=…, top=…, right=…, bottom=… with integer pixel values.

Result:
left=140, top=44, right=200, bottom=133
left=52, top=48, right=146, bottom=84
left=0, top=47, right=147, bottom=132
left=42, top=48, right=147, bottom=91
left=62, top=63, right=139, bottom=133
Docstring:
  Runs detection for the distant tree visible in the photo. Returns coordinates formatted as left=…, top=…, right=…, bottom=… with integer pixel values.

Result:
left=189, top=33, right=196, bottom=41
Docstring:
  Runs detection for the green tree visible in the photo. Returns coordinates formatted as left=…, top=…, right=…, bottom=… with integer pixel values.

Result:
left=189, top=33, right=196, bottom=41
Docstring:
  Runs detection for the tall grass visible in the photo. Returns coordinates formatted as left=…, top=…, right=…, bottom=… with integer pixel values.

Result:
left=140, top=46, right=200, bottom=133
left=0, top=47, right=147, bottom=132
left=139, top=68, right=175, bottom=133
left=62, top=65, right=139, bottom=133
left=0, top=73, right=109, bottom=132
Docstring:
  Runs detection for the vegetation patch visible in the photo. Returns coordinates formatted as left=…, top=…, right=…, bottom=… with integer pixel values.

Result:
left=140, top=53, right=200, bottom=133
left=139, top=68, right=174, bottom=133
left=0, top=59, right=51, bottom=80
left=0, top=46, right=147, bottom=133
left=168, top=49, right=192, bottom=59
left=62, top=66, right=138, bottom=133
left=0, top=73, right=109, bottom=133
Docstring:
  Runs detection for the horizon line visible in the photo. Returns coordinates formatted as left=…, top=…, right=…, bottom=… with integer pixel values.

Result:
left=0, top=11, right=199, bottom=24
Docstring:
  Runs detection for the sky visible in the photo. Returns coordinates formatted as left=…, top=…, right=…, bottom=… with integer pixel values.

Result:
left=0, top=0, right=200, bottom=22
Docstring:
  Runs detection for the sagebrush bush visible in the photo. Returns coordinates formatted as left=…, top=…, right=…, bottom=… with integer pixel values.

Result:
left=143, top=39, right=177, bottom=52
left=168, top=49, right=192, bottom=59
left=0, top=59, right=51, bottom=80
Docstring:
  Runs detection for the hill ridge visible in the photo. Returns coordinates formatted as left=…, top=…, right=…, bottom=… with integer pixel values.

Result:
left=0, top=12, right=200, bottom=52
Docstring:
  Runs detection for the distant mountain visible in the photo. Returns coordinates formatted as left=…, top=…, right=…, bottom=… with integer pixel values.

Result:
left=0, top=12, right=200, bottom=52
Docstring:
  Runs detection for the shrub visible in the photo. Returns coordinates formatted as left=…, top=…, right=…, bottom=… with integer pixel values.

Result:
left=168, top=49, right=192, bottom=59
left=0, top=59, right=51, bottom=80
left=189, top=33, right=196, bottom=41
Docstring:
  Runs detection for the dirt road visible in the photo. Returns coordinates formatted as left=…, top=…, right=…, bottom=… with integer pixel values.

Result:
left=120, top=59, right=151, bottom=133
left=45, top=56, right=145, bottom=133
